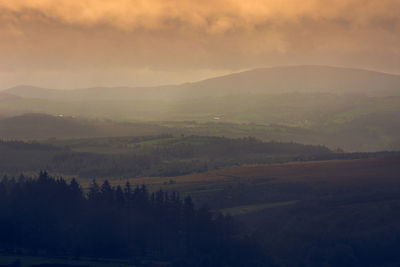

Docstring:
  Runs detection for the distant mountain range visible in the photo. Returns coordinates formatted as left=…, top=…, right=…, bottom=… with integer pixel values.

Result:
left=1, top=65, right=400, bottom=151
left=3, top=65, right=400, bottom=101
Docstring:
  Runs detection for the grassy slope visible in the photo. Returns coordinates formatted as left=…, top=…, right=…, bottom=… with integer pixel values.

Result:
left=104, top=156, right=400, bottom=213
left=0, top=135, right=332, bottom=179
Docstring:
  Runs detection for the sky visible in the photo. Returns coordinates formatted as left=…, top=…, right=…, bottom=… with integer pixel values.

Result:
left=0, top=0, right=400, bottom=89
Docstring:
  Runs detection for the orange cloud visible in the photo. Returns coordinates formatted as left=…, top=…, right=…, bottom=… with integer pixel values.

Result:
left=0, top=0, right=399, bottom=89
left=0, top=0, right=398, bottom=33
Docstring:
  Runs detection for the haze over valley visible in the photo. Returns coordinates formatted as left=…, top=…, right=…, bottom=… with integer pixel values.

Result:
left=1, top=1, right=400, bottom=266
left=2, top=65, right=400, bottom=152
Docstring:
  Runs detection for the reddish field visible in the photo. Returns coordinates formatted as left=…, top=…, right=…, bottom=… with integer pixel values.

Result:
left=117, top=156, right=400, bottom=187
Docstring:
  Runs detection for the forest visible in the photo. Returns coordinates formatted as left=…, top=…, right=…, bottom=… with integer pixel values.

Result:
left=0, top=172, right=266, bottom=266
left=2, top=135, right=398, bottom=180
left=2, top=156, right=400, bottom=266
left=0, top=136, right=334, bottom=179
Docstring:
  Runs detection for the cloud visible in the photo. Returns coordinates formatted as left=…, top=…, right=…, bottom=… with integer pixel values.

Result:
left=0, top=0, right=399, bottom=88
left=0, top=0, right=398, bottom=33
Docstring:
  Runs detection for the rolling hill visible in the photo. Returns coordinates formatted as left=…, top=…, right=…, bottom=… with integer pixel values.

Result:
left=0, top=114, right=100, bottom=140
left=0, top=92, right=20, bottom=101
left=123, top=156, right=400, bottom=266
left=0, top=113, right=172, bottom=140
left=4, top=65, right=400, bottom=101
left=1, top=66, right=400, bottom=151
left=1, top=111, right=400, bottom=151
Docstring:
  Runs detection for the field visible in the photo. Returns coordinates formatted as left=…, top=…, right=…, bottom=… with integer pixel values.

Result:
left=3, top=156, right=400, bottom=266
left=0, top=136, right=333, bottom=179
left=106, top=156, right=400, bottom=265
left=102, top=156, right=400, bottom=216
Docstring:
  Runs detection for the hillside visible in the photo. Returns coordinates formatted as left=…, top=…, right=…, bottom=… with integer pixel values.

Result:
left=1, top=66, right=400, bottom=152
left=0, top=113, right=170, bottom=140
left=1, top=111, right=400, bottom=151
left=181, top=65, right=400, bottom=98
left=4, top=66, right=400, bottom=101
left=0, top=114, right=100, bottom=140
left=0, top=135, right=333, bottom=179
left=0, top=92, right=19, bottom=101
left=121, top=156, right=400, bottom=266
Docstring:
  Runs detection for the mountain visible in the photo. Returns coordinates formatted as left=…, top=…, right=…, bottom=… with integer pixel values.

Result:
left=182, top=65, right=400, bottom=97
left=0, top=92, right=20, bottom=101
left=4, top=66, right=400, bottom=101
left=1, top=66, right=400, bottom=151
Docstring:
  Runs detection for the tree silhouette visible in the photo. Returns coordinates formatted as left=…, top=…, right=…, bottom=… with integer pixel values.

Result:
left=0, top=172, right=265, bottom=266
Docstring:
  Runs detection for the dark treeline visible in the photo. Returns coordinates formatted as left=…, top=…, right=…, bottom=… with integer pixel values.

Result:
left=250, top=194, right=400, bottom=267
left=0, top=141, right=57, bottom=151
left=1, top=136, right=333, bottom=179
left=50, top=136, right=332, bottom=178
left=0, top=172, right=267, bottom=266
left=2, top=136, right=399, bottom=179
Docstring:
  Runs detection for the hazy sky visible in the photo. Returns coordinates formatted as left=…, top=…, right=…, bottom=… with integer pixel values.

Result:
left=1, top=0, right=400, bottom=89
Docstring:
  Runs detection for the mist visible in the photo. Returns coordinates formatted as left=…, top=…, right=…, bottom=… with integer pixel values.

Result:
left=1, top=2, right=400, bottom=266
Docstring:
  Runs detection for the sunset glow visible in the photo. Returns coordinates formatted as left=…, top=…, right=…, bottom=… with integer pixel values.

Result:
left=1, top=0, right=400, bottom=88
